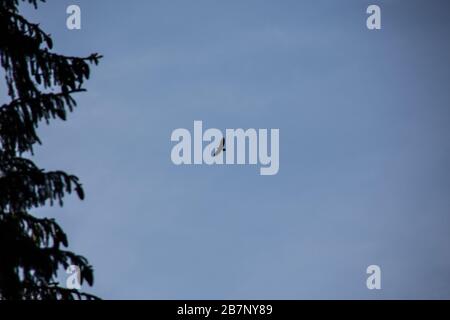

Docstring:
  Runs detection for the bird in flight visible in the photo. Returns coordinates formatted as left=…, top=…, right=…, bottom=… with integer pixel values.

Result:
left=213, top=137, right=226, bottom=157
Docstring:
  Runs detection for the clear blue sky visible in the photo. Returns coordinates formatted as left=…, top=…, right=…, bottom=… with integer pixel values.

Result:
left=7, top=0, right=450, bottom=299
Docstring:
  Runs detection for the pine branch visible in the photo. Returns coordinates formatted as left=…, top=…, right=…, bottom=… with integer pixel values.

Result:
left=0, top=1, right=45, bottom=12
left=0, top=10, right=102, bottom=98
left=0, top=90, right=86, bottom=154
left=0, top=6, right=53, bottom=49
left=22, top=285, right=100, bottom=300
left=43, top=51, right=103, bottom=63
left=0, top=209, right=97, bottom=300
left=0, top=159, right=85, bottom=211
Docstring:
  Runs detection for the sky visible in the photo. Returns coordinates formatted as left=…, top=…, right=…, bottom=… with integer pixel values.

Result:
left=4, top=0, right=450, bottom=299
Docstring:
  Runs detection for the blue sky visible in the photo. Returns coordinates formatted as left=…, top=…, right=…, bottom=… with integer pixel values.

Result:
left=6, top=0, right=450, bottom=299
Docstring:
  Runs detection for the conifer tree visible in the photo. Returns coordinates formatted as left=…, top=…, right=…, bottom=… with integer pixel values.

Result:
left=0, top=0, right=101, bottom=299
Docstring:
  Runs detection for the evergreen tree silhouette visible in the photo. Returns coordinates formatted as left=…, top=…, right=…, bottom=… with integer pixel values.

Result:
left=0, top=0, right=101, bottom=299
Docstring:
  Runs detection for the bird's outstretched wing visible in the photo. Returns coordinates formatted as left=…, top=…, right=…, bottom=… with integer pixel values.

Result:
left=213, top=137, right=225, bottom=157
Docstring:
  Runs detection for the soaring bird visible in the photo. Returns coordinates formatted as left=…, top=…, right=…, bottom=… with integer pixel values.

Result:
left=213, top=137, right=226, bottom=157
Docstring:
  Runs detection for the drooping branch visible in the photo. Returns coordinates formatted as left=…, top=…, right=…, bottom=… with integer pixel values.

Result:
left=0, top=7, right=53, bottom=49
left=0, top=0, right=45, bottom=12
left=0, top=154, right=85, bottom=212
left=0, top=90, right=85, bottom=154
left=22, top=285, right=99, bottom=300
left=0, top=211, right=97, bottom=300
left=0, top=8, right=101, bottom=99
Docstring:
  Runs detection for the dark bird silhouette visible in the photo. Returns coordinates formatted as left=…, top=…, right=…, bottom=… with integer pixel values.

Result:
left=213, top=137, right=226, bottom=157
